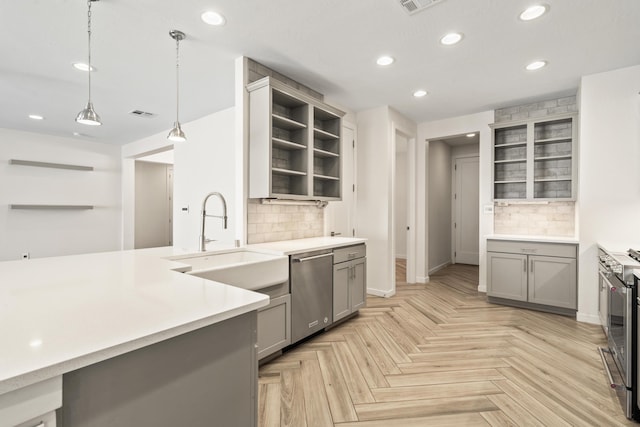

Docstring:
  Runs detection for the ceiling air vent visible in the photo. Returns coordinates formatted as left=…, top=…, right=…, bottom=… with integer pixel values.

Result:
left=128, top=110, right=157, bottom=118
left=399, top=0, right=446, bottom=15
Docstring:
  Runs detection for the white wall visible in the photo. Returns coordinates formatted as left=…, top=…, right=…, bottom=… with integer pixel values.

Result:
left=356, top=106, right=416, bottom=296
left=357, top=106, right=392, bottom=296
left=0, top=128, right=121, bottom=261
left=577, top=64, right=640, bottom=324
left=428, top=141, right=452, bottom=271
left=395, top=137, right=408, bottom=259
left=122, top=107, right=236, bottom=252
left=418, top=111, right=494, bottom=292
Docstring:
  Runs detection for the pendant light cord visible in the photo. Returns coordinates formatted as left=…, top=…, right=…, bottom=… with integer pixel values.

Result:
left=175, top=36, right=180, bottom=122
left=87, top=0, right=92, bottom=102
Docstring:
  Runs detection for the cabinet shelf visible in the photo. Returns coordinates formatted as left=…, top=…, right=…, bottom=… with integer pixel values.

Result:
left=272, top=114, right=307, bottom=130
left=534, top=177, right=572, bottom=182
left=314, top=173, right=339, bottom=181
left=534, top=155, right=572, bottom=161
left=272, top=138, right=306, bottom=150
left=313, top=128, right=340, bottom=140
left=272, top=168, right=307, bottom=176
left=313, top=148, right=339, bottom=158
left=535, top=136, right=572, bottom=144
left=494, top=142, right=527, bottom=148
left=495, top=180, right=526, bottom=184
left=494, top=158, right=526, bottom=164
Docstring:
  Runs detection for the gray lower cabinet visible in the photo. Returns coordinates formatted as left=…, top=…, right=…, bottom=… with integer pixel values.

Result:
left=257, top=294, right=291, bottom=360
left=333, top=245, right=366, bottom=322
left=487, top=239, right=577, bottom=314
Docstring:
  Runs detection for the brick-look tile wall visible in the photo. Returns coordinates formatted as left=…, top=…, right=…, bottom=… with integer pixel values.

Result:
left=494, top=202, right=575, bottom=236
left=494, top=95, right=578, bottom=123
left=247, top=199, right=324, bottom=244
left=247, top=58, right=323, bottom=100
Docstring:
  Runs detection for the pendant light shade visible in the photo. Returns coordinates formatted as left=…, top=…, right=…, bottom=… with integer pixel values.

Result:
left=76, top=101, right=101, bottom=126
left=167, top=121, right=186, bottom=142
left=76, top=0, right=101, bottom=126
left=167, top=30, right=186, bottom=142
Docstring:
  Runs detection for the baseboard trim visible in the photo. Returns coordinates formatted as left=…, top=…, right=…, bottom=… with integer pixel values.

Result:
left=576, top=312, right=601, bottom=325
left=395, top=255, right=407, bottom=260
left=428, top=262, right=451, bottom=275
left=367, top=288, right=396, bottom=298
left=477, top=284, right=487, bottom=293
left=416, top=276, right=429, bottom=284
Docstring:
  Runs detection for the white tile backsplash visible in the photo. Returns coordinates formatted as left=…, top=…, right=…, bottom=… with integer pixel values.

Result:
left=493, top=201, right=575, bottom=237
left=247, top=200, right=324, bottom=244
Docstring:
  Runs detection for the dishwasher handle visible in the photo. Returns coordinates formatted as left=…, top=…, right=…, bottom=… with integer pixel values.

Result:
left=292, top=253, right=334, bottom=263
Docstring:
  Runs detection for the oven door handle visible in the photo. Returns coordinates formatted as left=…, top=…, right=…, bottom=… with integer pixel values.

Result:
left=598, top=347, right=619, bottom=389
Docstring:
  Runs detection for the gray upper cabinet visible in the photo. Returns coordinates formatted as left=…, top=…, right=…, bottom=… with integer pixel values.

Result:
left=487, top=239, right=577, bottom=314
left=248, top=77, right=345, bottom=201
left=491, top=113, right=577, bottom=201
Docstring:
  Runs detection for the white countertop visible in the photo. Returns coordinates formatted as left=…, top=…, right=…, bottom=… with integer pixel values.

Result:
left=486, top=234, right=579, bottom=245
left=0, top=247, right=269, bottom=395
left=248, top=236, right=367, bottom=255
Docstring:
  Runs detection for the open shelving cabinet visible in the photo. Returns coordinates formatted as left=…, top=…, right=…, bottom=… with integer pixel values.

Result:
left=491, top=113, right=577, bottom=201
left=248, top=77, right=345, bottom=201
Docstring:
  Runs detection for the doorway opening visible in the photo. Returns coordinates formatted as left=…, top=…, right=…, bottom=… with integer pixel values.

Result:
left=134, top=149, right=174, bottom=249
left=428, top=133, right=479, bottom=274
left=393, top=127, right=416, bottom=287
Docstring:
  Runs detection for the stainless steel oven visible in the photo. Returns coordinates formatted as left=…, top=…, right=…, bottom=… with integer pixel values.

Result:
left=598, top=246, right=640, bottom=420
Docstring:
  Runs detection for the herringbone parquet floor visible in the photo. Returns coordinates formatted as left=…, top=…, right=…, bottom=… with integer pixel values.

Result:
left=258, top=262, right=634, bottom=426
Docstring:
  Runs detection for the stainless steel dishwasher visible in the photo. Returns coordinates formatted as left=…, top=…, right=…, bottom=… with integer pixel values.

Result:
left=290, top=249, right=333, bottom=343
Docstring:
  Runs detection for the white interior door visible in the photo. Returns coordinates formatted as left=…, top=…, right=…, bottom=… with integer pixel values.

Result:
left=325, top=124, right=356, bottom=237
left=454, top=156, right=479, bottom=265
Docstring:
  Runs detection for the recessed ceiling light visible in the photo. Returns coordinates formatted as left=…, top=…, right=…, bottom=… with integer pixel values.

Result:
left=526, top=60, right=547, bottom=71
left=201, top=11, right=226, bottom=26
left=376, top=56, right=394, bottom=66
left=413, top=89, right=428, bottom=98
left=440, top=32, right=463, bottom=46
left=72, top=62, right=95, bottom=72
left=466, top=133, right=476, bottom=137
left=519, top=4, right=548, bottom=21
left=28, top=114, right=44, bottom=120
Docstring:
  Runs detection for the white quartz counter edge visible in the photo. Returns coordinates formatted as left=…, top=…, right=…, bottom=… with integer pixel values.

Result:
left=247, top=236, right=367, bottom=255
left=0, top=247, right=269, bottom=395
left=486, top=234, right=578, bottom=245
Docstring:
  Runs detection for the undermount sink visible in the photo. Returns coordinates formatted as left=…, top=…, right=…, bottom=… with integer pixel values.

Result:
left=170, top=249, right=288, bottom=291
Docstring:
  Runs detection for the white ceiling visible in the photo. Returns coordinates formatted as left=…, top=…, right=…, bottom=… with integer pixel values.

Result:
left=2, top=0, right=639, bottom=145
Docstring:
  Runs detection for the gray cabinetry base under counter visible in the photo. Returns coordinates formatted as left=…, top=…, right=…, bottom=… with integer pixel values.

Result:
left=59, top=311, right=258, bottom=427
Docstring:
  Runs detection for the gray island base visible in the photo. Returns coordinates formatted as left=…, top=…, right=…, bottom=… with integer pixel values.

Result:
left=59, top=311, right=258, bottom=427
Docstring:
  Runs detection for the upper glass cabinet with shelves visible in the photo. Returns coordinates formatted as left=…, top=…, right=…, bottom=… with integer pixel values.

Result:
left=491, top=114, right=577, bottom=201
left=248, top=77, right=345, bottom=201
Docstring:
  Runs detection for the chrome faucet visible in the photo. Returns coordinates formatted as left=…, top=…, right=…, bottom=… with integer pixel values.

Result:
left=199, top=192, right=228, bottom=252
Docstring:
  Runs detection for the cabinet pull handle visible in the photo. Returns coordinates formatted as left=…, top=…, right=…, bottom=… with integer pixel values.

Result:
left=530, top=259, right=534, bottom=273
left=524, top=259, right=527, bottom=272
left=293, top=253, right=333, bottom=262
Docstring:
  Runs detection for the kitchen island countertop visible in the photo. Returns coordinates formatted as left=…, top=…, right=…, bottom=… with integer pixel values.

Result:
left=0, top=247, right=268, bottom=395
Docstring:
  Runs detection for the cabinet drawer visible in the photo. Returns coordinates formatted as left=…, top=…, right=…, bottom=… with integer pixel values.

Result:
left=333, top=244, right=366, bottom=263
left=487, top=240, right=576, bottom=258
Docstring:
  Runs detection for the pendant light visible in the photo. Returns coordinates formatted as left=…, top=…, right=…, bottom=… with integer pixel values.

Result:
left=167, top=30, right=186, bottom=142
left=76, top=0, right=101, bottom=126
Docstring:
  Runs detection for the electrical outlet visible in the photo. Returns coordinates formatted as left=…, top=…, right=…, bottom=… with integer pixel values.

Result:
left=21, top=252, right=30, bottom=259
